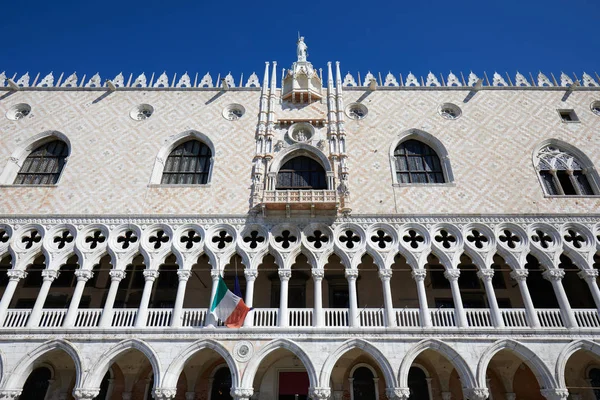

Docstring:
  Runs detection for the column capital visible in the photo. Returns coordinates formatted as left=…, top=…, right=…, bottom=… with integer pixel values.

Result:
left=6, top=269, right=27, bottom=281
left=143, top=269, right=160, bottom=281
left=378, top=269, right=393, bottom=281
left=74, top=269, right=94, bottom=282
left=540, top=388, right=569, bottom=400
left=463, top=388, right=489, bottom=400
left=385, top=387, right=411, bottom=400
left=543, top=269, right=565, bottom=282
left=154, top=388, right=177, bottom=400
left=72, top=388, right=101, bottom=400
left=244, top=269, right=258, bottom=281
left=312, top=268, right=325, bottom=280
left=0, top=389, right=22, bottom=399
left=477, top=268, right=494, bottom=281
left=510, top=269, right=529, bottom=281
left=411, top=269, right=427, bottom=281
left=109, top=270, right=126, bottom=281
left=210, top=269, right=221, bottom=280
left=309, top=387, right=331, bottom=400
left=444, top=269, right=461, bottom=282
left=441, top=392, right=452, bottom=400
left=345, top=268, right=359, bottom=279
left=41, top=269, right=59, bottom=281
left=278, top=269, right=292, bottom=281
left=578, top=269, right=599, bottom=282
left=231, top=388, right=254, bottom=400
left=177, top=270, right=191, bottom=281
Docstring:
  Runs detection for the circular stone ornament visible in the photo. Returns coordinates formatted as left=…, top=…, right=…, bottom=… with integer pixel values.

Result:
left=591, top=100, right=600, bottom=116
left=287, top=122, right=314, bottom=143
left=233, top=340, right=254, bottom=362
left=439, top=103, right=462, bottom=120
left=6, top=103, right=31, bottom=121
left=222, top=104, right=245, bottom=120
left=345, top=103, right=368, bottom=120
left=130, top=104, right=154, bottom=121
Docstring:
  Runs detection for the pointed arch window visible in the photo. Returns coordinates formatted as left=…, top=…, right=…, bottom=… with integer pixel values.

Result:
left=15, top=139, right=68, bottom=185
left=276, top=156, right=327, bottom=190
left=535, top=145, right=597, bottom=196
left=161, top=140, right=212, bottom=184
left=394, top=139, right=444, bottom=184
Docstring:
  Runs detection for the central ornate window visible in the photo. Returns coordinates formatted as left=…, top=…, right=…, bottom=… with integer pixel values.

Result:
left=276, top=156, right=327, bottom=190
left=393, top=139, right=444, bottom=184
left=535, top=144, right=596, bottom=196
left=15, top=139, right=69, bottom=185
left=161, top=140, right=212, bottom=185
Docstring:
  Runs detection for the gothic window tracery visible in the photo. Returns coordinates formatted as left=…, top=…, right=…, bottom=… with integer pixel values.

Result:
left=393, top=140, right=444, bottom=184
left=161, top=140, right=212, bottom=185
left=535, top=145, right=596, bottom=196
left=15, top=139, right=69, bottom=185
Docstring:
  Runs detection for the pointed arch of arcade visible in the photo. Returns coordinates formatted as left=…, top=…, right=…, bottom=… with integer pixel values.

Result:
left=388, top=128, right=454, bottom=184
left=3, top=339, right=83, bottom=390
left=320, top=339, right=397, bottom=388
left=398, top=339, right=475, bottom=389
left=82, top=339, right=162, bottom=389
left=0, top=130, right=72, bottom=185
left=149, top=129, right=216, bottom=184
left=555, top=339, right=600, bottom=388
left=268, top=143, right=332, bottom=175
left=476, top=339, right=556, bottom=390
left=162, top=339, right=240, bottom=389
left=240, top=338, right=317, bottom=390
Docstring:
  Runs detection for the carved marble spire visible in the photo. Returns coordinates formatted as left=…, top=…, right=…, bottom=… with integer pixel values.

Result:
left=404, top=72, right=419, bottom=87
left=446, top=72, right=461, bottom=86
left=343, top=72, right=357, bottom=87
left=425, top=72, right=440, bottom=87
left=515, top=72, right=530, bottom=87
left=560, top=72, right=573, bottom=87
left=384, top=72, right=399, bottom=87
left=85, top=73, right=101, bottom=88
left=297, top=36, right=308, bottom=62
left=133, top=73, right=147, bottom=88
left=492, top=72, right=507, bottom=87
left=199, top=73, right=213, bottom=88
left=153, top=72, right=169, bottom=88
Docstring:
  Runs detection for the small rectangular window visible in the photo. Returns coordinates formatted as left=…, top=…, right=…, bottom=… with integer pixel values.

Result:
left=557, top=109, right=579, bottom=123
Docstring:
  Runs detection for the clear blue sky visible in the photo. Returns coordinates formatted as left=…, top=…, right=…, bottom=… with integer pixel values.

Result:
left=3, top=0, right=599, bottom=83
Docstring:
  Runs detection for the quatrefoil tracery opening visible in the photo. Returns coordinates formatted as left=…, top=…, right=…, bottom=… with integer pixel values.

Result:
left=243, top=230, right=265, bottom=249
left=0, top=230, right=9, bottom=244
left=531, top=230, right=553, bottom=249
left=499, top=229, right=520, bottom=249
left=371, top=230, right=392, bottom=249
left=149, top=230, right=169, bottom=249
left=85, top=230, right=106, bottom=250
left=180, top=230, right=201, bottom=249
left=117, top=230, right=138, bottom=250
left=22, top=230, right=41, bottom=249
left=564, top=229, right=586, bottom=249
left=466, top=230, right=488, bottom=249
left=307, top=230, right=329, bottom=249
left=53, top=230, right=74, bottom=250
left=403, top=230, right=425, bottom=249
left=212, top=230, right=233, bottom=249
left=339, top=230, right=360, bottom=249
left=434, top=230, right=456, bottom=249
left=275, top=230, right=297, bottom=249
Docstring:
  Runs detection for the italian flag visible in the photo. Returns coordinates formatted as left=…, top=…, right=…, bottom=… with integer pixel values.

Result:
left=210, top=277, right=251, bottom=328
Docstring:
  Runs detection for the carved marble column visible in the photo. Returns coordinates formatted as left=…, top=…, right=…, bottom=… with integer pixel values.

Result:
left=540, top=388, right=569, bottom=400
left=72, top=388, right=101, bottom=400
left=379, top=270, right=396, bottom=327
left=231, top=388, right=254, bottom=400
left=0, top=270, right=27, bottom=324
left=0, top=389, right=22, bottom=399
left=206, top=269, right=221, bottom=326
left=464, top=387, right=489, bottom=400
left=578, top=269, right=600, bottom=316
left=135, top=270, right=159, bottom=328
left=542, top=269, right=578, bottom=328
left=171, top=270, right=191, bottom=328
left=510, top=269, right=540, bottom=328
left=63, top=269, right=94, bottom=327
left=346, top=269, right=359, bottom=328
left=309, top=387, right=331, bottom=400
left=27, top=269, right=59, bottom=328
left=444, top=269, right=468, bottom=328
left=278, top=269, right=291, bottom=327
left=412, top=269, right=432, bottom=327
left=385, top=387, right=410, bottom=400
left=243, top=270, right=258, bottom=327
left=99, top=270, right=126, bottom=328
left=154, top=388, right=177, bottom=400
left=477, top=269, right=504, bottom=328
left=312, top=268, right=325, bottom=328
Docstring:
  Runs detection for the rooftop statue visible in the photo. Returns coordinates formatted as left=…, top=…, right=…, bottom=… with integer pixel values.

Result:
left=297, top=36, right=308, bottom=62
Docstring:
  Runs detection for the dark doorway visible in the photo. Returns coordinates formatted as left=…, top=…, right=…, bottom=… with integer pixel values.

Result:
left=211, top=367, right=233, bottom=400
left=20, top=367, right=51, bottom=400
left=276, top=156, right=327, bottom=190
left=408, top=367, right=430, bottom=399
left=352, top=367, right=377, bottom=400
left=279, top=371, right=309, bottom=400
